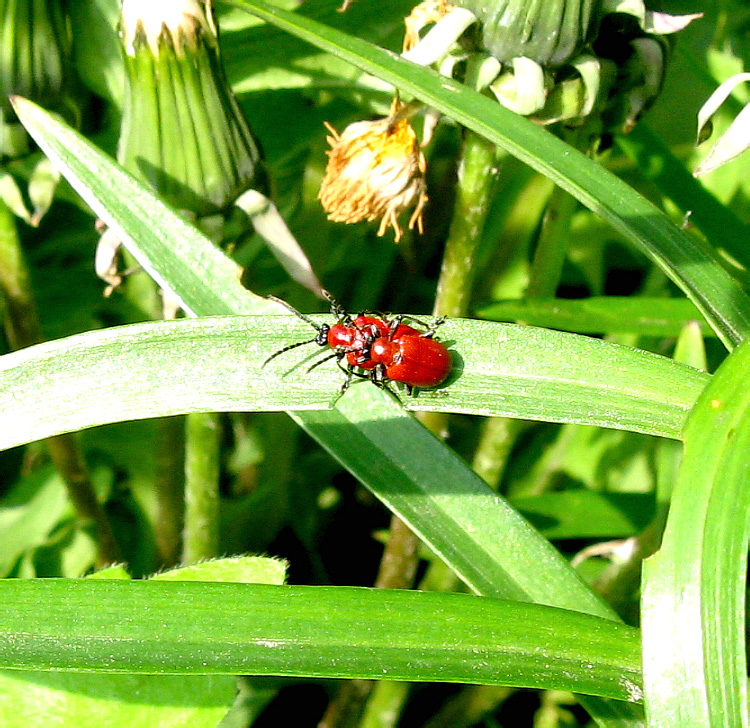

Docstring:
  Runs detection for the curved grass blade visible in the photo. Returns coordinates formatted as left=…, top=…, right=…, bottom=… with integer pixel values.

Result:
left=0, top=580, right=641, bottom=702
left=616, top=125, right=750, bottom=273
left=478, top=297, right=717, bottom=338
left=8, top=98, right=265, bottom=319
left=641, top=339, right=750, bottom=726
left=0, top=316, right=708, bottom=450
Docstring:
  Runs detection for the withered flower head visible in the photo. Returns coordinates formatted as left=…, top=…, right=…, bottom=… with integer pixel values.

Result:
left=318, top=103, right=427, bottom=242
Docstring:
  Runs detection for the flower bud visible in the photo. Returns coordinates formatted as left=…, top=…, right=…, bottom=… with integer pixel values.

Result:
left=118, top=0, right=266, bottom=216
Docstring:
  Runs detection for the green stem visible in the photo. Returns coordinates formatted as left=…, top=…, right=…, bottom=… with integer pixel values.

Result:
left=424, top=685, right=513, bottom=728
left=320, top=131, right=501, bottom=728
left=0, top=199, right=121, bottom=568
left=118, top=260, right=185, bottom=568
left=182, top=411, right=221, bottom=564
left=0, top=201, right=43, bottom=349
left=154, top=415, right=185, bottom=567
left=472, top=416, right=530, bottom=491
left=318, top=515, right=419, bottom=728
left=421, top=131, right=501, bottom=436
left=360, top=681, right=410, bottom=728
left=421, top=130, right=502, bottom=578
left=525, top=183, right=578, bottom=298
left=525, top=126, right=587, bottom=299
left=434, top=131, right=500, bottom=318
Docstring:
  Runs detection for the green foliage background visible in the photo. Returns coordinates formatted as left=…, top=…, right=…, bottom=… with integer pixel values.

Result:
left=1, top=0, right=749, bottom=726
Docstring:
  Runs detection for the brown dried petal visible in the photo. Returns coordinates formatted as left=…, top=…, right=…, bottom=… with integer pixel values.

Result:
left=318, top=114, right=427, bottom=242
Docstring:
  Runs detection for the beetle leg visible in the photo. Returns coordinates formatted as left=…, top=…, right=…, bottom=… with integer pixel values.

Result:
left=395, top=314, right=446, bottom=337
left=416, top=315, right=446, bottom=338
left=387, top=315, right=404, bottom=339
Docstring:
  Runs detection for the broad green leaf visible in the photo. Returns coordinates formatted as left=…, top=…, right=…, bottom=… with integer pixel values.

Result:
left=87, top=565, right=131, bottom=580
left=0, top=673, right=234, bottom=728
left=151, top=556, right=287, bottom=584
left=511, top=491, right=653, bottom=540
left=478, top=296, right=717, bottom=338
left=0, top=580, right=641, bottom=702
left=0, top=316, right=708, bottom=450
left=224, top=0, right=750, bottom=350
left=12, top=97, right=644, bottom=723
left=641, top=339, right=750, bottom=726
left=0, top=468, right=70, bottom=577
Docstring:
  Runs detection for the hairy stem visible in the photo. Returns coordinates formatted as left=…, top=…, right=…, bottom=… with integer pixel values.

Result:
left=434, top=131, right=500, bottom=317
left=182, top=411, right=221, bottom=564
left=154, top=415, right=185, bottom=567
left=525, top=182, right=579, bottom=299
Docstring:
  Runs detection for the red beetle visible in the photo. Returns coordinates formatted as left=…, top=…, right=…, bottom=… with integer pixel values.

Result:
left=369, top=330, right=452, bottom=391
left=264, top=292, right=451, bottom=394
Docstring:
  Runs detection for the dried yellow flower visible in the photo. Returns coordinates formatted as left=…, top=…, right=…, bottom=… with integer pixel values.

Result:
left=318, top=106, right=428, bottom=242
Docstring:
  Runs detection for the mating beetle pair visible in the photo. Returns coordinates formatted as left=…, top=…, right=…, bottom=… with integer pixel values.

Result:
left=264, top=292, right=452, bottom=395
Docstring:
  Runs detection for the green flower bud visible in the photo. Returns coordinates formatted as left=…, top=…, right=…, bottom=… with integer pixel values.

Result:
left=105, top=1, right=320, bottom=297
left=452, top=0, right=602, bottom=67
left=0, top=0, right=72, bottom=157
left=118, top=0, right=266, bottom=217
left=405, top=1, right=698, bottom=126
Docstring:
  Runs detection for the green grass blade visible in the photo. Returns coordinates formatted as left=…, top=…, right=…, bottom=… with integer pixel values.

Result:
left=224, top=0, right=750, bottom=349
left=294, top=385, right=605, bottom=610
left=0, top=580, right=642, bottom=701
left=0, top=316, right=708, bottom=449
left=616, top=125, right=750, bottom=272
left=478, top=297, right=717, bottom=338
left=641, top=339, right=750, bottom=726
left=9, top=99, right=263, bottom=319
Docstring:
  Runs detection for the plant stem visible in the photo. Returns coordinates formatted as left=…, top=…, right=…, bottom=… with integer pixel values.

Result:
left=524, top=182, right=579, bottom=298
left=374, top=515, right=420, bottom=590
left=317, top=516, right=420, bottom=728
left=118, top=256, right=186, bottom=568
left=421, top=131, right=501, bottom=440
left=320, top=131, right=503, bottom=728
left=319, top=130, right=501, bottom=728
left=434, top=131, right=500, bottom=317
left=525, top=126, right=585, bottom=299
left=472, top=416, right=529, bottom=491
left=0, top=199, right=121, bottom=568
left=182, top=411, right=221, bottom=564
left=360, top=681, right=410, bottom=728
left=154, top=415, right=185, bottom=567
left=410, top=130, right=501, bottom=593
left=424, top=685, right=513, bottom=728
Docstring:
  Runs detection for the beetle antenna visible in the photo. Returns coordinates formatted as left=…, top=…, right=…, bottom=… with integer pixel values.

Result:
left=322, top=289, right=348, bottom=320
left=267, top=295, right=324, bottom=333
left=263, top=336, right=321, bottom=368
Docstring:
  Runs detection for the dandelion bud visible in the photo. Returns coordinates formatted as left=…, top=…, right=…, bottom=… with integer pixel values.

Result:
left=118, top=0, right=265, bottom=216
